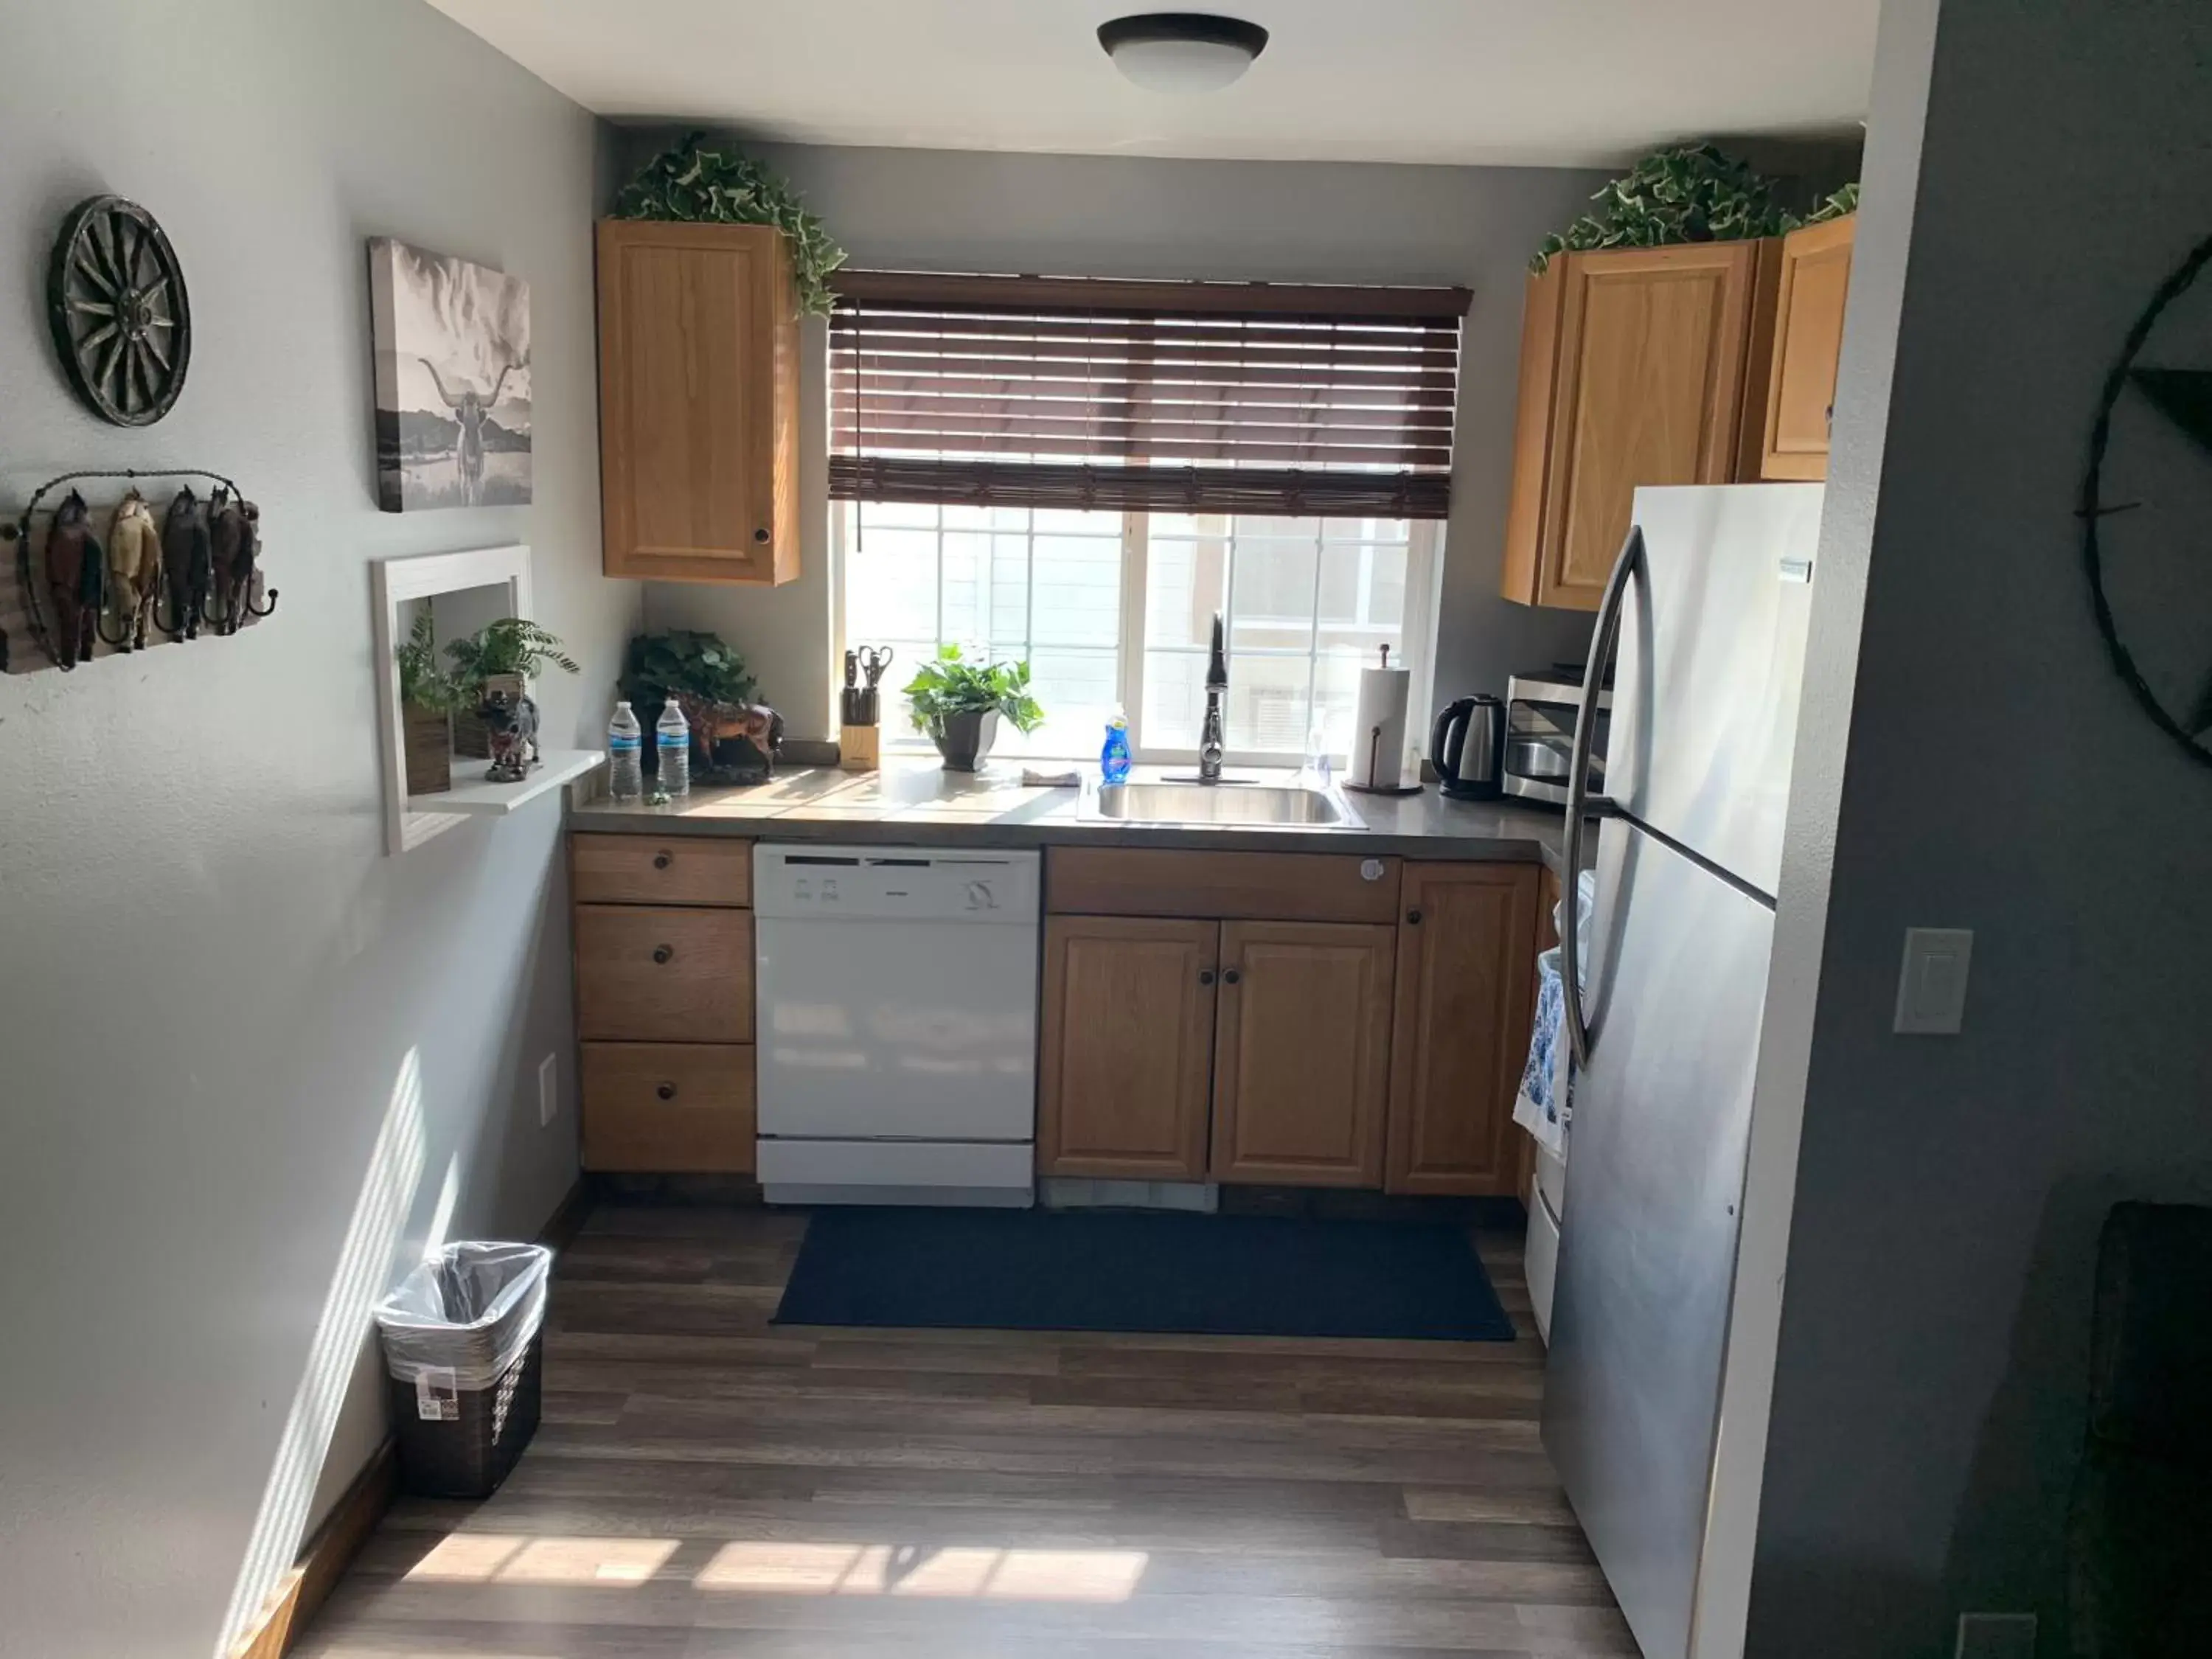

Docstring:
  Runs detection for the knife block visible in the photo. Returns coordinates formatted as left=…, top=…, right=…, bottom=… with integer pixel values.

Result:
left=840, top=724, right=880, bottom=772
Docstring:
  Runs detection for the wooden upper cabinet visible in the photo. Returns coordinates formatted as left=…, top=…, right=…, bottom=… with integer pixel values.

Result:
left=1755, top=215, right=1855, bottom=481
left=1501, top=242, right=1767, bottom=611
left=1386, top=863, right=1540, bottom=1195
left=596, top=220, right=800, bottom=585
left=1209, top=922, right=1395, bottom=1188
left=1038, top=917, right=1217, bottom=1180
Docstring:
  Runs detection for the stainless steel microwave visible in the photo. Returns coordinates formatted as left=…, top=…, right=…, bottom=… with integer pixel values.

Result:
left=1503, top=667, right=1610, bottom=806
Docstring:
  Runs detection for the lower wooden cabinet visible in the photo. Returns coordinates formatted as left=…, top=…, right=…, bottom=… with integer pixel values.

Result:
left=1385, top=863, right=1542, bottom=1195
left=1037, top=916, right=1217, bottom=1179
left=1209, top=921, right=1394, bottom=1186
left=574, top=903, right=754, bottom=1044
left=581, top=1042, right=756, bottom=1172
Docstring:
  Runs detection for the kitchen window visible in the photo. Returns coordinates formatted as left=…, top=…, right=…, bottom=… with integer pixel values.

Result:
left=838, top=503, right=1439, bottom=764
left=829, top=270, right=1464, bottom=762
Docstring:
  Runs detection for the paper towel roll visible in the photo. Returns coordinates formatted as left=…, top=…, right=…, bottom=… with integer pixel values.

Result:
left=1349, top=662, right=1411, bottom=789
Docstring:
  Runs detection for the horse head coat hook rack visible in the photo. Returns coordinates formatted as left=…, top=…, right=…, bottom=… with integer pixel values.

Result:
left=3, top=465, right=277, bottom=672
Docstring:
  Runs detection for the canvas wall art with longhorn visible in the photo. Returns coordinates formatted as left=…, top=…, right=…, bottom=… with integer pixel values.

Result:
left=369, top=239, right=531, bottom=512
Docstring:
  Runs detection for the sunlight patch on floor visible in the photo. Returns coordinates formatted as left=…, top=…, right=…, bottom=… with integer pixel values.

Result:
left=695, top=1541, right=1149, bottom=1601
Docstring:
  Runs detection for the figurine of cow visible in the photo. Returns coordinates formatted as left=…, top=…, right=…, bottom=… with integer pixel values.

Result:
left=44, top=490, right=104, bottom=669
left=479, top=679, right=540, bottom=784
left=104, top=490, right=161, bottom=652
left=208, top=488, right=262, bottom=636
left=161, top=486, right=212, bottom=640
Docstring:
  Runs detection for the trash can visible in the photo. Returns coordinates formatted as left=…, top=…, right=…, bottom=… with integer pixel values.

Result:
left=375, top=1241, right=552, bottom=1498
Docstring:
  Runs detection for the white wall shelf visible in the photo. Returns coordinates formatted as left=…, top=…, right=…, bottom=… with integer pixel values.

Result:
left=408, top=748, right=603, bottom=817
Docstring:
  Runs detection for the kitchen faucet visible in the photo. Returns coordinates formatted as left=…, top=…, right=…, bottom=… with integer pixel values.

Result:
left=1199, top=611, right=1228, bottom=782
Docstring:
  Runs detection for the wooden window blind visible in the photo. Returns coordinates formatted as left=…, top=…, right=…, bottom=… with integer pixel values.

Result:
left=829, top=271, right=1470, bottom=520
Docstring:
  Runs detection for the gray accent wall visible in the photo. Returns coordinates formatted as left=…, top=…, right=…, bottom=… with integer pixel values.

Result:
left=0, top=4, right=630, bottom=1655
left=1745, top=0, right=2212, bottom=1652
left=606, top=133, right=1608, bottom=740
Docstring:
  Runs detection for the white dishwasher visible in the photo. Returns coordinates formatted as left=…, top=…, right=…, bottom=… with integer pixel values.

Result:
left=753, top=844, right=1040, bottom=1206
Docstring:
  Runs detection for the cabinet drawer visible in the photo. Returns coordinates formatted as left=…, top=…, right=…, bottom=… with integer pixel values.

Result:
left=581, top=1043, right=755, bottom=1173
left=575, top=905, right=754, bottom=1043
left=571, top=833, right=752, bottom=907
left=1046, top=847, right=1401, bottom=925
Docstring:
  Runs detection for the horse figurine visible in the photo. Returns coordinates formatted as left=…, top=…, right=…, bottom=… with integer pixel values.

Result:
left=102, top=490, right=161, bottom=652
left=208, top=488, right=262, bottom=636
left=44, top=490, right=104, bottom=669
left=161, top=486, right=212, bottom=640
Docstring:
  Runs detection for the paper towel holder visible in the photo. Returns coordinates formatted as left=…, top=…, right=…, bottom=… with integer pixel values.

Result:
left=1342, top=645, right=1426, bottom=797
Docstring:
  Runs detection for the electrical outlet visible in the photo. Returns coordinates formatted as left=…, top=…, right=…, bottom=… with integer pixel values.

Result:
left=538, top=1054, right=559, bottom=1127
left=1895, top=927, right=1974, bottom=1034
left=1955, top=1612, right=2036, bottom=1659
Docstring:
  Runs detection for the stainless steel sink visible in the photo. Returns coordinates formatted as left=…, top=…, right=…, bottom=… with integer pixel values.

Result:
left=1085, top=779, right=1365, bottom=830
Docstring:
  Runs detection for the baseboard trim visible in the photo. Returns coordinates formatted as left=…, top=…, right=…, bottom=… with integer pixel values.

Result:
left=538, top=1173, right=595, bottom=1251
left=227, top=1439, right=396, bottom=1659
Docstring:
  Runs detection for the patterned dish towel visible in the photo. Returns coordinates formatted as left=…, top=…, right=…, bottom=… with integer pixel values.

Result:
left=1514, top=871, right=1595, bottom=1158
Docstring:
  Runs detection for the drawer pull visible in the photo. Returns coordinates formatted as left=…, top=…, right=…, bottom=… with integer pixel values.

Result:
left=652, top=945, right=674, bottom=965
left=656, top=1082, right=677, bottom=1102
left=753, top=526, right=770, bottom=543
left=1407, top=908, right=1423, bottom=925
left=1222, top=968, right=1241, bottom=986
left=653, top=850, right=672, bottom=870
left=1197, top=968, right=1216, bottom=986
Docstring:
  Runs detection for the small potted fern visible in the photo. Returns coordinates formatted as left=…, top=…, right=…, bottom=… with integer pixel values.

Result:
left=394, top=608, right=462, bottom=796
left=447, top=619, right=579, bottom=757
left=904, top=645, right=1044, bottom=771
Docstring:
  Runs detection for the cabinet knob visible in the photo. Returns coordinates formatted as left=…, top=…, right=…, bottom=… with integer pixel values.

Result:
left=1198, top=968, right=1216, bottom=986
left=1222, top=968, right=1242, bottom=986
left=753, top=526, right=771, bottom=544
left=655, top=1082, right=677, bottom=1102
left=1407, top=908, right=1423, bottom=925
left=652, top=944, right=674, bottom=964
left=653, top=850, right=672, bottom=870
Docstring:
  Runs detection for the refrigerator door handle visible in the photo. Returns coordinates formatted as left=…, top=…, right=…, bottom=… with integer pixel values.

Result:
left=1562, top=524, right=1643, bottom=1068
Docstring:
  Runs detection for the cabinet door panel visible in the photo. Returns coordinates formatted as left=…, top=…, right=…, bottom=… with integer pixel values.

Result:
left=1038, top=917, right=1217, bottom=1180
left=1760, top=215, right=1855, bottom=480
left=597, top=221, right=799, bottom=585
left=582, top=1043, right=755, bottom=1173
left=575, top=905, right=754, bottom=1044
left=1387, top=865, right=1541, bottom=1194
left=1506, top=243, right=1761, bottom=611
left=1211, top=922, right=1394, bottom=1187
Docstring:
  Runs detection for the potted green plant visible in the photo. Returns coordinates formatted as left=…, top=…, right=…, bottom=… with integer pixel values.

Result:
left=904, top=645, right=1044, bottom=771
left=394, top=607, right=462, bottom=796
left=446, top=619, right=579, bottom=757
left=1530, top=142, right=1796, bottom=272
left=612, top=135, right=848, bottom=318
left=619, top=630, right=760, bottom=770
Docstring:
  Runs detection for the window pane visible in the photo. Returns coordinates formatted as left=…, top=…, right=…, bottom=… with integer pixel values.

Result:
left=1020, top=647, right=1119, bottom=757
left=939, top=532, right=987, bottom=644
left=1322, top=515, right=1409, bottom=544
left=1141, top=650, right=1206, bottom=750
left=988, top=534, right=1029, bottom=650
left=1227, top=652, right=1312, bottom=754
left=1144, top=535, right=1228, bottom=649
left=1032, top=535, right=1120, bottom=649
left=846, top=524, right=938, bottom=644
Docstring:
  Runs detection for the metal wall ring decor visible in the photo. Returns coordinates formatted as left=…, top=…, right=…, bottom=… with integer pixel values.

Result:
left=2080, top=228, right=2212, bottom=773
left=47, top=195, right=192, bottom=426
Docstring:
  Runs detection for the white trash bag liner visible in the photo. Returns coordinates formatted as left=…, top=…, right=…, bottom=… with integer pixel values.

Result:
left=375, top=1242, right=551, bottom=1391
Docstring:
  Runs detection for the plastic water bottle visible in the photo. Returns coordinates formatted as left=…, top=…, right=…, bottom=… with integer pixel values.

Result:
left=655, top=700, right=691, bottom=797
left=608, top=700, right=643, bottom=801
left=1100, top=710, right=1132, bottom=785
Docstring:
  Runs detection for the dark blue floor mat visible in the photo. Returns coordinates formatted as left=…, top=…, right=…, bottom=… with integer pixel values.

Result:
left=773, top=1206, right=1515, bottom=1341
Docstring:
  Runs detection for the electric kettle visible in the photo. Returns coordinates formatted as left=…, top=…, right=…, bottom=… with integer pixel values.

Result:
left=1430, top=694, right=1506, bottom=801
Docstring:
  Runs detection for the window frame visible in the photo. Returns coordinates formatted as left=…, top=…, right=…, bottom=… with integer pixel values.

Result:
left=832, top=504, right=1441, bottom=770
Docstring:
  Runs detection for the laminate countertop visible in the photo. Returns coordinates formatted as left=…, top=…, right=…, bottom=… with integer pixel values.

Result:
left=567, top=759, right=1569, bottom=873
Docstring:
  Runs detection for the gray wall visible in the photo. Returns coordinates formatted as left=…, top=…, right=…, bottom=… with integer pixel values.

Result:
left=0, top=4, right=629, bottom=1655
left=1746, top=0, right=2212, bottom=1652
left=607, top=133, right=1607, bottom=739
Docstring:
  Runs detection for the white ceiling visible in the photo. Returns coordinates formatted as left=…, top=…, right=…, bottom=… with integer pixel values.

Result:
left=427, top=0, right=1877, bottom=170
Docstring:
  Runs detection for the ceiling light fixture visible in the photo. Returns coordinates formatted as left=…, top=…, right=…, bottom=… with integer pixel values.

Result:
left=1098, top=13, right=1270, bottom=94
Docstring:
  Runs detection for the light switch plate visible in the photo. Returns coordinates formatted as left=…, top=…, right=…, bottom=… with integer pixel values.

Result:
left=1955, top=1611, right=2036, bottom=1659
left=1895, top=927, right=1974, bottom=1034
left=538, top=1053, right=559, bottom=1127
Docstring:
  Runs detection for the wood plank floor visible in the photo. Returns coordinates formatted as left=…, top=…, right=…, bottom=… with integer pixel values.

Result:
left=296, top=1203, right=1632, bottom=1658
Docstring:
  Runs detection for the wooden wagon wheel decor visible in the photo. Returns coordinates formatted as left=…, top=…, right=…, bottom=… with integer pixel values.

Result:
left=46, top=195, right=192, bottom=427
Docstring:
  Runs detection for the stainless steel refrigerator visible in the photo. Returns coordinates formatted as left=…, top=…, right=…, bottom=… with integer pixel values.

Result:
left=1543, top=482, right=1825, bottom=1659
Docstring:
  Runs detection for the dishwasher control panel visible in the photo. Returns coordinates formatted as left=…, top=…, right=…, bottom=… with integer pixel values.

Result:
left=752, top=844, right=1041, bottom=922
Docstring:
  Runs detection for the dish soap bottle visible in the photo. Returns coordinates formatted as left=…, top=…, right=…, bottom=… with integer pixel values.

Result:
left=1100, top=709, right=1132, bottom=785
